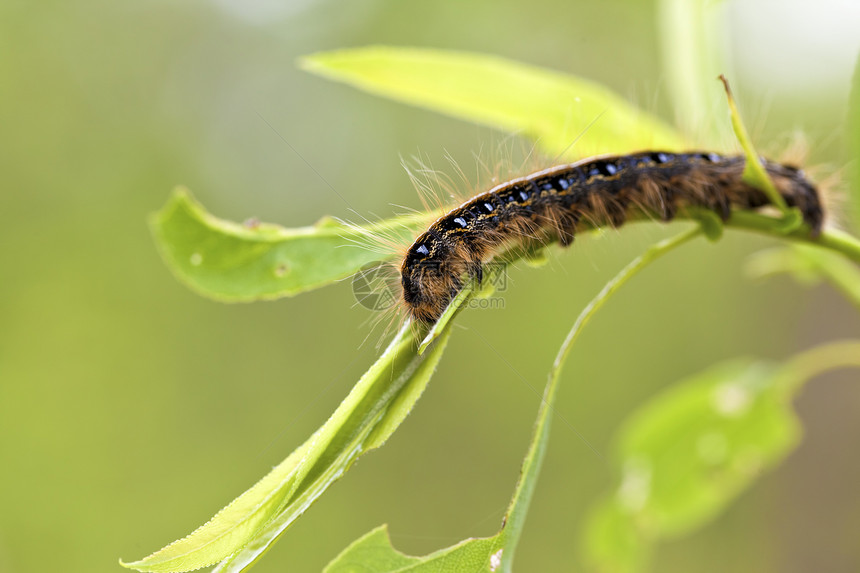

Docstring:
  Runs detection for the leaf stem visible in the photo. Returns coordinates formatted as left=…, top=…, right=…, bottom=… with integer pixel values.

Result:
left=779, top=340, right=860, bottom=396
left=549, top=226, right=703, bottom=387
left=704, top=211, right=860, bottom=263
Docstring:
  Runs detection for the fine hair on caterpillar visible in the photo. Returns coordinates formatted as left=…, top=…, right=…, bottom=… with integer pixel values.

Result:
left=397, top=150, right=825, bottom=323
left=347, top=140, right=547, bottom=340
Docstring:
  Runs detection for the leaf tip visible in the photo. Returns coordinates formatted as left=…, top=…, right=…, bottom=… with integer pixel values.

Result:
left=117, top=556, right=147, bottom=572
left=295, top=53, right=320, bottom=73
left=150, top=186, right=197, bottom=226
left=313, top=214, right=345, bottom=229
left=717, top=73, right=732, bottom=97
left=297, top=47, right=366, bottom=76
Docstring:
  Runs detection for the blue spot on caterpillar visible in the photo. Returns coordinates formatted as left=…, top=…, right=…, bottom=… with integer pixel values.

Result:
left=400, top=151, right=823, bottom=323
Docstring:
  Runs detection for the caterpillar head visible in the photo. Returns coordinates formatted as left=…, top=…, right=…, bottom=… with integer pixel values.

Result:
left=400, top=237, right=454, bottom=323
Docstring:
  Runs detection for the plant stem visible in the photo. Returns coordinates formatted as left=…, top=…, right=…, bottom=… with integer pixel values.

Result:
left=703, top=211, right=860, bottom=263
left=500, top=226, right=702, bottom=571
left=549, top=226, right=703, bottom=384
left=780, top=340, right=860, bottom=396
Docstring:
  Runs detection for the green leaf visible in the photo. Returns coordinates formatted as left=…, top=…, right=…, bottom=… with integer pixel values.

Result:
left=324, top=526, right=501, bottom=573
left=584, top=360, right=801, bottom=572
left=299, top=46, right=684, bottom=159
left=618, top=361, right=797, bottom=534
left=323, top=526, right=422, bottom=572
left=583, top=340, right=860, bottom=573
left=121, top=322, right=452, bottom=573
left=848, top=51, right=860, bottom=229
left=150, top=188, right=433, bottom=302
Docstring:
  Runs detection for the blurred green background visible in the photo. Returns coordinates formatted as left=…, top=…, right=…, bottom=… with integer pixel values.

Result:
left=2, top=1, right=859, bottom=572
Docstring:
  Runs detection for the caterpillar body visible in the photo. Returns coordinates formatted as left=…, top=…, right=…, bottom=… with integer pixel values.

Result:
left=400, top=151, right=824, bottom=323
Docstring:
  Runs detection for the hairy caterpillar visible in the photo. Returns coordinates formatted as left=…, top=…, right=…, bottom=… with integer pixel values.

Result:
left=400, top=151, right=824, bottom=323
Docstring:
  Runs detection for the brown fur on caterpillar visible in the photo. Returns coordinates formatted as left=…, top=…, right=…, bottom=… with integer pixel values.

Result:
left=400, top=151, right=824, bottom=323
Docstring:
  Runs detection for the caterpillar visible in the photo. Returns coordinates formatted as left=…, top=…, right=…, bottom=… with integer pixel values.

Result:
left=400, top=151, right=824, bottom=323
